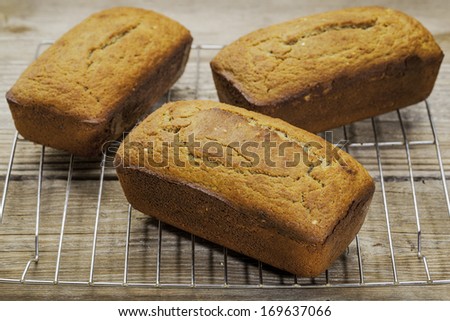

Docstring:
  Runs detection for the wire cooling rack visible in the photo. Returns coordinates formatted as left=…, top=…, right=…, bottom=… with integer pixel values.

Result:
left=0, top=43, right=450, bottom=289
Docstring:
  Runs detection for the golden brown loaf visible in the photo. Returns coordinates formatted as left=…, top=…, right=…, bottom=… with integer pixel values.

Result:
left=210, top=6, right=443, bottom=133
left=115, top=100, right=375, bottom=277
left=6, top=7, right=192, bottom=156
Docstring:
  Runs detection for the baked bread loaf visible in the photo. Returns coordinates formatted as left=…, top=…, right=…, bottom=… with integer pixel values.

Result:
left=115, top=100, right=375, bottom=277
left=6, top=7, right=192, bottom=156
left=210, top=6, right=443, bottom=133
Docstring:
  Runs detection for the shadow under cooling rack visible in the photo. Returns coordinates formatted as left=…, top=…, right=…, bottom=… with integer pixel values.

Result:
left=1, top=43, right=450, bottom=289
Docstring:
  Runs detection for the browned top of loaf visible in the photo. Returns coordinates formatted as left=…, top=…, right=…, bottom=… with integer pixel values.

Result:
left=7, top=7, right=192, bottom=120
left=116, top=100, right=374, bottom=244
left=210, top=6, right=443, bottom=106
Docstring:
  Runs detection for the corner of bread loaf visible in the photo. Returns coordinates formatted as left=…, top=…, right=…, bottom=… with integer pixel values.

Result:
left=7, top=97, right=111, bottom=157
left=113, top=143, right=126, bottom=169
left=211, top=67, right=259, bottom=109
left=5, top=89, right=17, bottom=105
left=305, top=179, right=374, bottom=277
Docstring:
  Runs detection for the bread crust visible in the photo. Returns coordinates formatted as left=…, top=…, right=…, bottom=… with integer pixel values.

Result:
left=114, top=100, right=375, bottom=276
left=210, top=6, right=444, bottom=133
left=6, top=7, right=193, bottom=156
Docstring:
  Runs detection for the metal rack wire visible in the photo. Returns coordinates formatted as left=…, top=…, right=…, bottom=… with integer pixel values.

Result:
left=0, top=43, right=449, bottom=289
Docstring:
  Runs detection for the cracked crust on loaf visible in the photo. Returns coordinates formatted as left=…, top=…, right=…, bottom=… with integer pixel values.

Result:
left=6, top=7, right=193, bottom=156
left=210, top=6, right=444, bottom=133
left=115, top=100, right=375, bottom=276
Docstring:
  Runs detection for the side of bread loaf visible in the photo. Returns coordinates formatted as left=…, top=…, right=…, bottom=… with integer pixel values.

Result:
left=210, top=6, right=443, bottom=133
left=114, top=100, right=375, bottom=277
left=6, top=7, right=192, bottom=156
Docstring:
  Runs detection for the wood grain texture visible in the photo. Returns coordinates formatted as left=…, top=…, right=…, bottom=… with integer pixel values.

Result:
left=1, top=0, right=450, bottom=300
left=2, top=284, right=450, bottom=300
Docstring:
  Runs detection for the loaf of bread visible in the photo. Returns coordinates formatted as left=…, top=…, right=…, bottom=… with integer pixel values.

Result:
left=114, top=100, right=375, bottom=277
left=210, top=6, right=443, bottom=133
left=6, top=7, right=192, bottom=156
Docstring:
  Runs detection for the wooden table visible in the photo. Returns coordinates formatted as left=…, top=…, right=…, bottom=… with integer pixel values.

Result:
left=1, top=0, right=450, bottom=300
